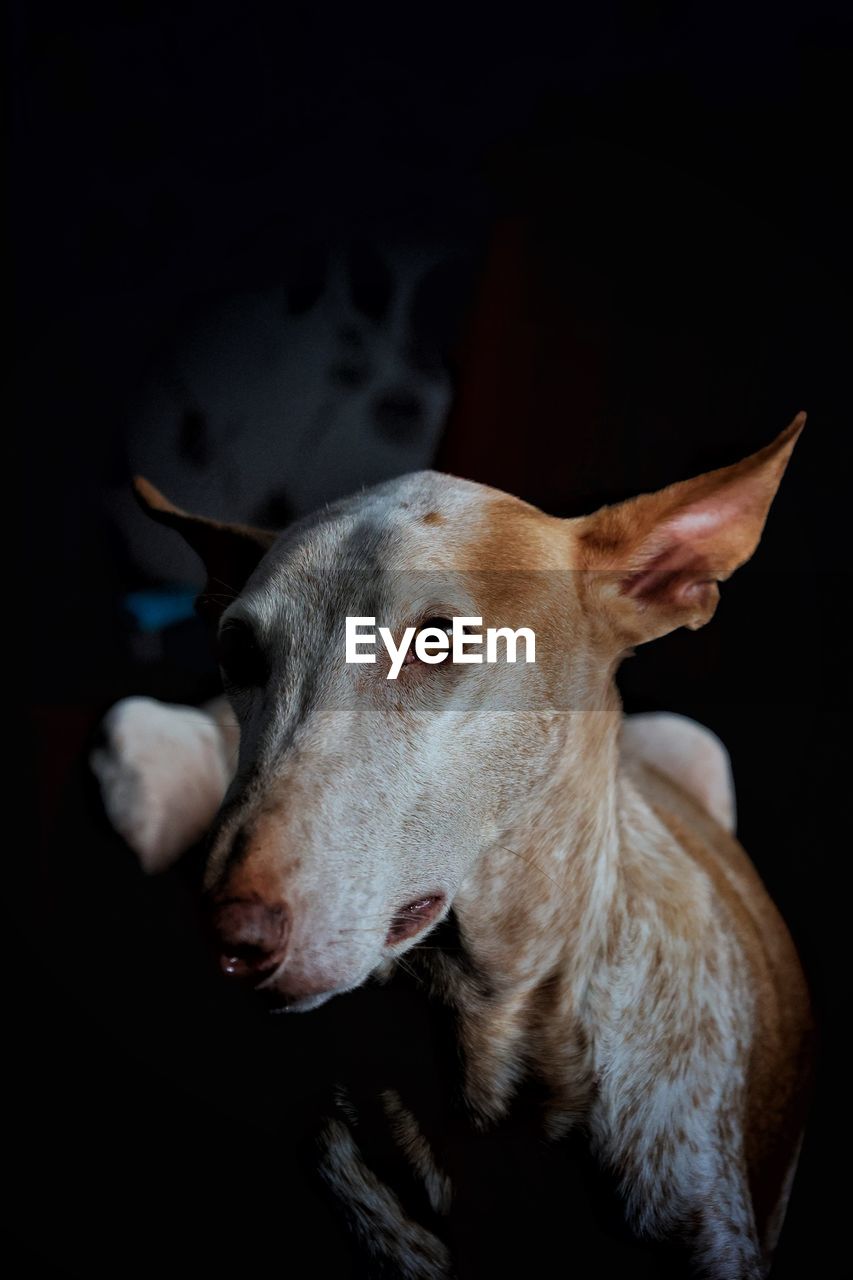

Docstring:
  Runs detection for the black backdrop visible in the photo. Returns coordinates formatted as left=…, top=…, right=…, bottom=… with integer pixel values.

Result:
left=15, top=3, right=851, bottom=1277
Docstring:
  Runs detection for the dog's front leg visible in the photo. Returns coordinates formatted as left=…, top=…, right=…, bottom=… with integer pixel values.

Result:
left=91, top=695, right=238, bottom=873
left=688, top=1169, right=764, bottom=1280
left=594, top=1088, right=764, bottom=1279
left=315, top=1089, right=453, bottom=1280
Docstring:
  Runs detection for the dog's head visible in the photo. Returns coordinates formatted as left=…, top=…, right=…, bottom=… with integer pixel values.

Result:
left=135, top=414, right=803, bottom=1009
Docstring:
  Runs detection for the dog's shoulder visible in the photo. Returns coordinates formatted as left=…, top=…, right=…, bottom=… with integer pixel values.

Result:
left=624, top=740, right=814, bottom=1259
left=621, top=733, right=800, bottom=988
left=625, top=746, right=812, bottom=1076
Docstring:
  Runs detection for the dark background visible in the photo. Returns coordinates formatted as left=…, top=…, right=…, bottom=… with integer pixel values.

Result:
left=15, top=2, right=851, bottom=1276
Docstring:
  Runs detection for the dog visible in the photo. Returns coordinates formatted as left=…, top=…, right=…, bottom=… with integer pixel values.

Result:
left=110, top=239, right=471, bottom=589
left=93, top=414, right=812, bottom=1278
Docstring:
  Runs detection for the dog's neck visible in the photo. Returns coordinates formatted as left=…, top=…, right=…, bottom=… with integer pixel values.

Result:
left=423, top=690, right=632, bottom=1125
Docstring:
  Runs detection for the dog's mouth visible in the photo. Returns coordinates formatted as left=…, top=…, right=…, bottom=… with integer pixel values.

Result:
left=261, top=987, right=346, bottom=1014
left=227, top=893, right=448, bottom=1014
left=385, top=893, right=446, bottom=945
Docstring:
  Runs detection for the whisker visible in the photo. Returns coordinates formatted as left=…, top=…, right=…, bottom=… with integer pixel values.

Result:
left=395, top=956, right=424, bottom=986
left=496, top=843, right=567, bottom=898
left=335, top=928, right=390, bottom=934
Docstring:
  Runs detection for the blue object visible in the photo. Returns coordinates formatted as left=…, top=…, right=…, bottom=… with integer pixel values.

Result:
left=124, top=587, right=198, bottom=633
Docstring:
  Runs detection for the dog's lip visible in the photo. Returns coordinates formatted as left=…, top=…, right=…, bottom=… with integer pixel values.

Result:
left=385, top=892, right=446, bottom=945
left=237, top=894, right=448, bottom=1005
left=260, top=986, right=342, bottom=1013
left=259, top=963, right=377, bottom=1012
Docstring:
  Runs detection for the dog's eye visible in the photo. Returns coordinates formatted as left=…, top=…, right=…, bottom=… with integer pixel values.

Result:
left=419, top=617, right=453, bottom=639
left=217, top=621, right=268, bottom=688
left=405, top=617, right=454, bottom=666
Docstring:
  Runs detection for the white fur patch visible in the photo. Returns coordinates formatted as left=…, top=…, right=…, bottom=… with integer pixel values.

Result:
left=91, top=696, right=234, bottom=873
left=621, top=712, right=736, bottom=833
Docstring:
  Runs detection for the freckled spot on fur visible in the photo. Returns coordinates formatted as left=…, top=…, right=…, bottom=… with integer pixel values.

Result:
left=422, top=511, right=444, bottom=525
left=698, top=1012, right=721, bottom=1051
left=650, top=1133, right=674, bottom=1172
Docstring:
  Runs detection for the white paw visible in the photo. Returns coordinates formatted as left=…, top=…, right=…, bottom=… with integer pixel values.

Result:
left=91, top=697, right=233, bottom=874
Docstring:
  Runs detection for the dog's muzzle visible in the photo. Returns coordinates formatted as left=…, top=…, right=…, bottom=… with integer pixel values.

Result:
left=208, top=897, right=290, bottom=984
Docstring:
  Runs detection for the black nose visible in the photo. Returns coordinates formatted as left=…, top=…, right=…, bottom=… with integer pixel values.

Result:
left=209, top=898, right=290, bottom=984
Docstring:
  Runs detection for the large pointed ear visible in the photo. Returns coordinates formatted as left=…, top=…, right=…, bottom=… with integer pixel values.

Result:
left=574, top=414, right=805, bottom=646
left=132, top=477, right=278, bottom=624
